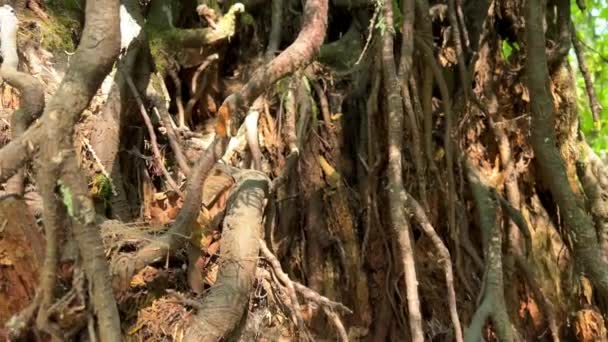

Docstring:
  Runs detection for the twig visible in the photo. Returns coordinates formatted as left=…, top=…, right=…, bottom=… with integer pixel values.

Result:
left=185, top=54, right=219, bottom=121
left=323, top=307, right=349, bottom=342
left=354, top=2, right=380, bottom=66
left=121, top=69, right=184, bottom=196
left=166, top=289, right=204, bottom=310
left=572, top=24, right=602, bottom=126
left=291, top=281, right=352, bottom=315
left=154, top=107, right=191, bottom=175
left=168, top=70, right=187, bottom=129
left=259, top=239, right=306, bottom=329
left=80, top=136, right=118, bottom=196
left=311, top=80, right=332, bottom=126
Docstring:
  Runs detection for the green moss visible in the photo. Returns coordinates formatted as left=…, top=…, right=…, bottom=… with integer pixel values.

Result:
left=91, top=173, right=114, bottom=210
left=37, top=0, right=83, bottom=52
left=239, top=12, right=255, bottom=27
left=58, top=180, right=74, bottom=217
left=148, top=32, right=171, bottom=74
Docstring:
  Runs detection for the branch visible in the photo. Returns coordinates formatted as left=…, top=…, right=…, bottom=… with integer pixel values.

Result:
left=121, top=69, right=184, bottom=196
left=572, top=25, right=602, bottom=126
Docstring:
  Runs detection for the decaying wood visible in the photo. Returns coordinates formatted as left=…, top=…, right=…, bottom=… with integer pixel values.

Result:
left=0, top=196, right=44, bottom=328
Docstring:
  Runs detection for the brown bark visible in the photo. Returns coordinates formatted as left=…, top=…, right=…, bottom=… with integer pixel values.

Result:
left=89, top=0, right=147, bottom=220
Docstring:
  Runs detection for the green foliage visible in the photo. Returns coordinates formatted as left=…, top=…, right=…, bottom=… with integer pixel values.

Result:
left=572, top=0, right=608, bottom=152
left=501, top=40, right=519, bottom=61
left=392, top=0, right=403, bottom=29
left=91, top=174, right=113, bottom=203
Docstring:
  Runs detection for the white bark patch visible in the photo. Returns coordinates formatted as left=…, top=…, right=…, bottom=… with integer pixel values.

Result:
left=0, top=5, right=19, bottom=71
left=222, top=111, right=260, bottom=166
left=120, top=4, right=142, bottom=52
left=161, top=4, right=173, bottom=27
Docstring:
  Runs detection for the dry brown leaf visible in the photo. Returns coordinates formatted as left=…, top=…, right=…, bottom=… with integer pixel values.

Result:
left=575, top=309, right=607, bottom=342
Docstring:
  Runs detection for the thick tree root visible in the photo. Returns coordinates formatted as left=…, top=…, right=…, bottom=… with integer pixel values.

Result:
left=465, top=163, right=513, bottom=341
left=183, top=170, right=269, bottom=341
left=380, top=2, right=423, bottom=340
left=217, top=0, right=328, bottom=136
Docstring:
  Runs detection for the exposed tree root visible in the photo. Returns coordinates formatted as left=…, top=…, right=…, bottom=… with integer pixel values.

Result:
left=380, top=2, right=423, bottom=340
left=259, top=239, right=309, bottom=338
left=183, top=170, right=269, bottom=341
left=111, top=137, right=223, bottom=290
left=217, top=0, right=328, bottom=136
left=464, top=163, right=513, bottom=342
left=401, top=191, right=463, bottom=342
left=0, top=1, right=123, bottom=339
left=266, top=0, right=283, bottom=60
left=577, top=142, right=608, bottom=261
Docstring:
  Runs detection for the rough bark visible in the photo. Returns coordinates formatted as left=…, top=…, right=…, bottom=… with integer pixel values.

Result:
left=89, top=0, right=147, bottom=220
